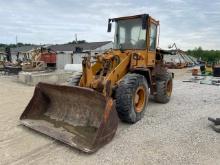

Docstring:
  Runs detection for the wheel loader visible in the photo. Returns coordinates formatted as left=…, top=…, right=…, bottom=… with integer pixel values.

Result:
left=20, top=14, right=173, bottom=153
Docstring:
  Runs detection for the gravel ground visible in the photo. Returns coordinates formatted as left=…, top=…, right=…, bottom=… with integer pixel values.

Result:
left=0, top=69, right=220, bottom=165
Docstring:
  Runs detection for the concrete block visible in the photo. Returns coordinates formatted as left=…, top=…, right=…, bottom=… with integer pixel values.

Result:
left=18, top=71, right=73, bottom=86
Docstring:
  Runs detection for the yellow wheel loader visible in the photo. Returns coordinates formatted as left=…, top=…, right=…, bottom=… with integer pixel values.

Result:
left=20, top=14, right=173, bottom=153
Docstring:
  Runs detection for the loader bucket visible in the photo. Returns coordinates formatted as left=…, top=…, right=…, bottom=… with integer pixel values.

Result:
left=20, top=82, right=118, bottom=153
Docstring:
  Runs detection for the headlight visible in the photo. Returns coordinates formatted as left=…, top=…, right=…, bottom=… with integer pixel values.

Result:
left=133, top=53, right=139, bottom=60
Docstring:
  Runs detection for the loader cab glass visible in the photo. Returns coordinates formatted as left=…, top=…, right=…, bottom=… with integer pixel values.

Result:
left=114, top=18, right=146, bottom=50
left=149, top=23, right=157, bottom=50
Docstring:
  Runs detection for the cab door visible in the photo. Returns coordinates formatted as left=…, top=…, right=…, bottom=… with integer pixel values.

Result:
left=146, top=18, right=159, bottom=66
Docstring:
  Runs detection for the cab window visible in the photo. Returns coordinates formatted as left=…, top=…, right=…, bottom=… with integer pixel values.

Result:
left=149, top=23, right=157, bottom=50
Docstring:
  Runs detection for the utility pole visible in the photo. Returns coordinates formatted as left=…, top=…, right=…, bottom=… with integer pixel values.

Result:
left=75, top=34, right=77, bottom=44
left=16, top=35, right=18, bottom=45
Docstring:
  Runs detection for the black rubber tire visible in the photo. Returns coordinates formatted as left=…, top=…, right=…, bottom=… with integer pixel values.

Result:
left=154, top=72, right=173, bottom=103
left=68, top=72, right=82, bottom=86
left=115, top=73, right=149, bottom=123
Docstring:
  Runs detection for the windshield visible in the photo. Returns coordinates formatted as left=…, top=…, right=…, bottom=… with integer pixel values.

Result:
left=114, top=18, right=146, bottom=49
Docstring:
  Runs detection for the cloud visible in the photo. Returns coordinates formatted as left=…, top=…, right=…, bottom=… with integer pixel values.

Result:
left=0, top=0, right=219, bottom=50
left=166, top=0, right=185, bottom=3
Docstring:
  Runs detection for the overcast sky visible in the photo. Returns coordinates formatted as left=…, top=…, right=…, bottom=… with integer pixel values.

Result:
left=0, top=0, right=219, bottom=50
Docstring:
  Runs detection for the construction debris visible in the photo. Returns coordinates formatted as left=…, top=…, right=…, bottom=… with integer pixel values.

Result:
left=21, top=47, right=57, bottom=72
left=200, top=77, right=220, bottom=86
left=192, top=68, right=199, bottom=76
left=213, top=65, right=220, bottom=77
left=164, top=44, right=198, bottom=69
left=183, top=75, right=220, bottom=86
left=0, top=52, right=5, bottom=72
left=182, top=76, right=205, bottom=83
left=208, top=117, right=220, bottom=133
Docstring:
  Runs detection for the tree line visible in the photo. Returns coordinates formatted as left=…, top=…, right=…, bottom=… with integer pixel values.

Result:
left=0, top=40, right=87, bottom=52
left=187, top=47, right=220, bottom=63
left=0, top=43, right=34, bottom=52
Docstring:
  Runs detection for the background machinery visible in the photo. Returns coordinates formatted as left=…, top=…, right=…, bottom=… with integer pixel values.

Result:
left=0, top=52, right=6, bottom=72
left=20, top=14, right=173, bottom=153
left=3, top=47, right=22, bottom=74
left=22, top=47, right=56, bottom=72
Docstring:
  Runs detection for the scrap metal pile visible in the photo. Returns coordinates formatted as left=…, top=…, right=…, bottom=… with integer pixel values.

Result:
left=183, top=64, right=220, bottom=86
left=208, top=117, right=220, bottom=133
left=1, top=47, right=56, bottom=75
left=0, top=52, right=6, bottom=72
left=1, top=47, right=22, bottom=74
left=163, top=43, right=198, bottom=69
left=21, top=47, right=56, bottom=72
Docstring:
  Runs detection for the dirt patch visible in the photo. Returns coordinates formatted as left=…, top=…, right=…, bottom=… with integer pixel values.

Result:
left=0, top=72, right=220, bottom=165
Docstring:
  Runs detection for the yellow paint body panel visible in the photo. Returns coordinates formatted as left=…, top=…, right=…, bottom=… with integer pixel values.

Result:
left=79, top=15, right=160, bottom=96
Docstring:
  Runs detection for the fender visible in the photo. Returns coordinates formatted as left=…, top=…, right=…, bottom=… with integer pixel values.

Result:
left=130, top=68, right=152, bottom=87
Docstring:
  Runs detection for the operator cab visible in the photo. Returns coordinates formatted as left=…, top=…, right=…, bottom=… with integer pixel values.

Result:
left=108, top=14, right=159, bottom=51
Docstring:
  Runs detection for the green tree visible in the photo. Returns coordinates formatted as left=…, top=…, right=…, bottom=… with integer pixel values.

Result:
left=187, top=46, right=220, bottom=63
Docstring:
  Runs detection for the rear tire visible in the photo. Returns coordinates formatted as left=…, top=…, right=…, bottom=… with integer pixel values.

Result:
left=154, top=73, right=173, bottom=103
left=115, top=73, right=149, bottom=123
left=68, top=72, right=82, bottom=86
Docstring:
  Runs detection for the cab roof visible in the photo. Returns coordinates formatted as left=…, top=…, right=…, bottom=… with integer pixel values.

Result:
left=110, top=14, right=149, bottom=22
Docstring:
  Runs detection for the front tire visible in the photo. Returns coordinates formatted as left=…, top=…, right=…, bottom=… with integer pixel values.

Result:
left=115, top=73, right=149, bottom=123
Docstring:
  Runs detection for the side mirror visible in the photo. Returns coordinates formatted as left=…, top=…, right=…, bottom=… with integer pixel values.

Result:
left=107, top=19, right=112, bottom=32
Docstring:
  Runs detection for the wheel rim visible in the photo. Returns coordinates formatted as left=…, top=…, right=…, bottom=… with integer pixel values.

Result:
left=166, top=79, right=172, bottom=96
left=134, top=86, right=146, bottom=113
